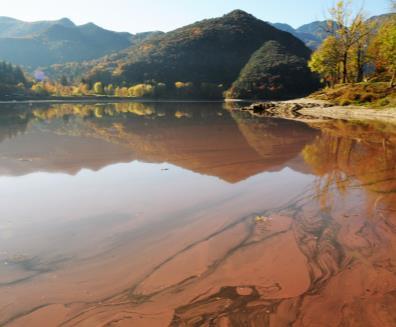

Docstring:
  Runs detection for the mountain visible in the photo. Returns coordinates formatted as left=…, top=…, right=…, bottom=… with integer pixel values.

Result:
left=367, top=13, right=396, bottom=28
left=0, top=17, right=162, bottom=69
left=85, top=10, right=317, bottom=99
left=271, top=21, right=332, bottom=49
left=295, top=21, right=332, bottom=49
left=0, top=17, right=75, bottom=37
left=271, top=13, right=396, bottom=49
left=227, top=40, right=319, bottom=99
left=271, top=23, right=295, bottom=34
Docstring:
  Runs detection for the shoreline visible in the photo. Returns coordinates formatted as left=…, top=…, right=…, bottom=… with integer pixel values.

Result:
left=237, top=98, right=396, bottom=124
left=0, top=96, right=231, bottom=104
left=1, top=96, right=396, bottom=124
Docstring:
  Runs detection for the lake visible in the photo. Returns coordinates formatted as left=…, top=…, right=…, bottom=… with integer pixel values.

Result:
left=1, top=101, right=396, bottom=326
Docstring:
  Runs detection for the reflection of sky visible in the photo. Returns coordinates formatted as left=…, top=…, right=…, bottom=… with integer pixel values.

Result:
left=0, top=160, right=313, bottom=262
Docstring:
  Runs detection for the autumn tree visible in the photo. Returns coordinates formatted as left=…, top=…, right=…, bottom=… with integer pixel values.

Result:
left=309, top=1, right=376, bottom=84
left=105, top=84, right=114, bottom=95
left=309, top=36, right=341, bottom=87
left=128, top=84, right=154, bottom=97
left=93, top=81, right=104, bottom=95
left=328, top=1, right=371, bottom=83
left=31, top=83, right=49, bottom=96
left=370, top=17, right=396, bottom=86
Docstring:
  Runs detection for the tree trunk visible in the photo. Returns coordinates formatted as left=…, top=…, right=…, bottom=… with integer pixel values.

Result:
left=356, top=46, right=364, bottom=83
left=342, top=52, right=348, bottom=83
left=390, top=70, right=396, bottom=87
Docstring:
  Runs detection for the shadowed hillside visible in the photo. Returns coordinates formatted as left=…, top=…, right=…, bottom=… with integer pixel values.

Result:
left=226, top=40, right=319, bottom=99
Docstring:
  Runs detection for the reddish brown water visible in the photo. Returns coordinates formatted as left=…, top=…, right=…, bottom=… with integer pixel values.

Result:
left=0, top=102, right=396, bottom=326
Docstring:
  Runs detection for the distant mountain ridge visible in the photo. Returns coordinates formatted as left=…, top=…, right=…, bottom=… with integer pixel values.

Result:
left=0, top=17, right=162, bottom=69
left=0, top=16, right=75, bottom=37
left=271, top=13, right=396, bottom=49
left=271, top=21, right=333, bottom=49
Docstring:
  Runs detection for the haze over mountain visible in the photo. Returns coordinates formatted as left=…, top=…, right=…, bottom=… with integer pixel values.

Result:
left=0, top=16, right=162, bottom=68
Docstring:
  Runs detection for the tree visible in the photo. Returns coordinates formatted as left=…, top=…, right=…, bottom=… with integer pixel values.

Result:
left=31, top=83, right=49, bottom=96
left=128, top=84, right=154, bottom=97
left=370, top=18, right=396, bottom=86
left=105, top=84, right=114, bottom=95
left=309, top=1, right=374, bottom=85
left=174, top=82, right=194, bottom=97
left=60, top=75, right=69, bottom=86
left=350, top=19, right=372, bottom=82
left=93, top=81, right=104, bottom=94
left=309, top=36, right=341, bottom=87
left=0, top=61, right=26, bottom=85
left=328, top=1, right=370, bottom=83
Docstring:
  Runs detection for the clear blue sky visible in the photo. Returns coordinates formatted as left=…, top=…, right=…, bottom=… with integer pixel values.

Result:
left=2, top=0, right=392, bottom=33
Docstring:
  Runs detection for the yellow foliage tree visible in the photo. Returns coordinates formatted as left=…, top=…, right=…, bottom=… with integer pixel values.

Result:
left=309, top=36, right=341, bottom=87
left=370, top=17, right=396, bottom=86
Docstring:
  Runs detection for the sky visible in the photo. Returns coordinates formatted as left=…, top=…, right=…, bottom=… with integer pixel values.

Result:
left=1, top=0, right=392, bottom=33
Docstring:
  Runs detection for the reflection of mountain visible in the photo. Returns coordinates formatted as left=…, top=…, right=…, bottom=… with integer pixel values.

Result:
left=83, top=103, right=318, bottom=182
left=232, top=111, right=317, bottom=174
left=0, top=102, right=317, bottom=182
left=0, top=131, right=135, bottom=176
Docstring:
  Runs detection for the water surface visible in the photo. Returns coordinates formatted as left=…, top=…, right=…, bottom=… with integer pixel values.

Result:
left=1, top=102, right=396, bottom=326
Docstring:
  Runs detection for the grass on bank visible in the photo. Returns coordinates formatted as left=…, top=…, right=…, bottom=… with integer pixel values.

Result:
left=310, top=82, right=396, bottom=108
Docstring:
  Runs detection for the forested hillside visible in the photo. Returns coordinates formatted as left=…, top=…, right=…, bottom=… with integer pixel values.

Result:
left=83, top=10, right=317, bottom=99
left=227, top=40, right=319, bottom=99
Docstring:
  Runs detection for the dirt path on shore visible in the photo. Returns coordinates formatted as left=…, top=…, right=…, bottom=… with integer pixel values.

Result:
left=239, top=98, right=396, bottom=124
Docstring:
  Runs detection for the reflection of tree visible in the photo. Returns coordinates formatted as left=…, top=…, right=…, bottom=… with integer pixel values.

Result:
left=0, top=104, right=30, bottom=142
left=31, top=102, right=158, bottom=120
left=302, top=120, right=396, bottom=208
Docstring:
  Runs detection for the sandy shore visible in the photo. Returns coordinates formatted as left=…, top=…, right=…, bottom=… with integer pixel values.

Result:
left=239, top=98, right=396, bottom=124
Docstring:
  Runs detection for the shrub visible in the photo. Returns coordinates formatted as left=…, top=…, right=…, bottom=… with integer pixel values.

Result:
left=360, top=93, right=375, bottom=103
left=339, top=99, right=351, bottom=106
left=378, top=98, right=390, bottom=106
